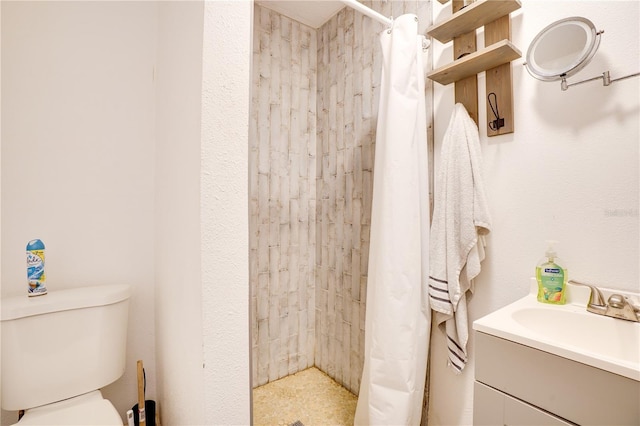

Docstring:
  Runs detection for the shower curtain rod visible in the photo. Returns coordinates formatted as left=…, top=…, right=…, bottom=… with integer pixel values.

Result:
left=340, top=0, right=393, bottom=27
left=339, top=0, right=431, bottom=50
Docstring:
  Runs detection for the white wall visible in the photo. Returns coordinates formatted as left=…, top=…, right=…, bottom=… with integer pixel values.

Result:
left=154, top=2, right=205, bottom=425
left=1, top=2, right=157, bottom=423
left=201, top=1, right=253, bottom=424
left=428, top=1, right=639, bottom=425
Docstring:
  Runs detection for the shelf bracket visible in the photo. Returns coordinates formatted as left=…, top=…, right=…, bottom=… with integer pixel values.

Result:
left=485, top=15, right=514, bottom=136
left=453, top=0, right=478, bottom=124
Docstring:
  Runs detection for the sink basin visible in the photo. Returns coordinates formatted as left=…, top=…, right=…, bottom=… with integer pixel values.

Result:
left=512, top=307, right=640, bottom=365
left=473, top=280, right=640, bottom=381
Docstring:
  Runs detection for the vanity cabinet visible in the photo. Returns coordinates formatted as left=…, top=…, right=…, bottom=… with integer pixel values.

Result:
left=474, top=332, right=640, bottom=425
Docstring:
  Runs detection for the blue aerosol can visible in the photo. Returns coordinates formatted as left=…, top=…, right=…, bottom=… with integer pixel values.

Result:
left=26, top=239, right=47, bottom=296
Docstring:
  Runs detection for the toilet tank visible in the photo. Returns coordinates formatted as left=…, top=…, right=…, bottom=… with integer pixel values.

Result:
left=1, top=285, right=131, bottom=411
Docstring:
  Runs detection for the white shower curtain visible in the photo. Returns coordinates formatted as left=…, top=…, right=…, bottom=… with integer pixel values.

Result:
left=354, top=14, right=431, bottom=426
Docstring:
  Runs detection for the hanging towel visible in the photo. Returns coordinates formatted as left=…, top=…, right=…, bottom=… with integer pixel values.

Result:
left=428, top=103, right=491, bottom=373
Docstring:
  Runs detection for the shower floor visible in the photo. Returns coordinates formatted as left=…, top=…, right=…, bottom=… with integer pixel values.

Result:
left=252, top=367, right=358, bottom=426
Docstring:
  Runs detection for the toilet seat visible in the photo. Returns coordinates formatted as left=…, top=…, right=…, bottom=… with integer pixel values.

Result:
left=14, top=391, right=122, bottom=426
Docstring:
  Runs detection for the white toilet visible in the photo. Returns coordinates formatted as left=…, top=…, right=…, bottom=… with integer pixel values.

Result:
left=1, top=284, right=131, bottom=425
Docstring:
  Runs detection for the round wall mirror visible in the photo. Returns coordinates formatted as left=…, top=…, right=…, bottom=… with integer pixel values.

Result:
left=525, top=17, right=601, bottom=81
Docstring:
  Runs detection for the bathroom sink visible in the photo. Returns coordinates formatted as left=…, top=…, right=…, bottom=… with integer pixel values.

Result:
left=473, top=279, right=640, bottom=381
left=511, top=307, right=640, bottom=366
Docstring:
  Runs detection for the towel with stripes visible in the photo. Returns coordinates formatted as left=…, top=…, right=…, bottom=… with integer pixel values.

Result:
left=428, top=103, right=491, bottom=373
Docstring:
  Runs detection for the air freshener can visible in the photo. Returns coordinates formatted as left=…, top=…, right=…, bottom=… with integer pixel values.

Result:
left=26, top=239, right=47, bottom=296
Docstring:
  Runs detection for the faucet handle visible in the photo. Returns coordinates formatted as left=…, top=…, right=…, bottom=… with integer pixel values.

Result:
left=606, top=293, right=640, bottom=322
left=607, top=293, right=626, bottom=309
left=568, top=280, right=607, bottom=308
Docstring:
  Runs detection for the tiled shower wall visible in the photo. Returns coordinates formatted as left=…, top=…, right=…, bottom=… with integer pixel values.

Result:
left=250, top=5, right=318, bottom=387
left=251, top=0, right=431, bottom=396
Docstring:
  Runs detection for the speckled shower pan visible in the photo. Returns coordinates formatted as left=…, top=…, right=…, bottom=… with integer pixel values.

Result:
left=252, top=368, right=357, bottom=426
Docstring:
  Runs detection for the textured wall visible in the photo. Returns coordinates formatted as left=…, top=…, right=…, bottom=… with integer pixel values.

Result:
left=201, top=1, right=252, bottom=423
left=250, top=5, right=318, bottom=387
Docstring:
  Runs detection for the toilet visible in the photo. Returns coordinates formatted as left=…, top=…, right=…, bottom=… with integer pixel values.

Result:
left=1, top=284, right=131, bottom=425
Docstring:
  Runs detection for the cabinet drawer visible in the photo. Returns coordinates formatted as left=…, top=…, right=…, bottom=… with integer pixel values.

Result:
left=474, top=382, right=574, bottom=426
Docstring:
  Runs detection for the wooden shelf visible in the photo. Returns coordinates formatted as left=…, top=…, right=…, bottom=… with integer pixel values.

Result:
left=427, top=39, right=521, bottom=86
left=427, top=0, right=521, bottom=43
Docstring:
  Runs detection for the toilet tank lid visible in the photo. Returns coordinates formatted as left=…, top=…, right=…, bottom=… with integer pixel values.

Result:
left=1, top=284, right=131, bottom=321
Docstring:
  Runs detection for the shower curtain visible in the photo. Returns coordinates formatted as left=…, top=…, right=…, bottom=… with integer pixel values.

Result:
left=354, top=14, right=431, bottom=425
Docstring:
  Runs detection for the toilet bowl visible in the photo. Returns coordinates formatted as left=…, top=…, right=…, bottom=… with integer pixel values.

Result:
left=1, top=285, right=131, bottom=425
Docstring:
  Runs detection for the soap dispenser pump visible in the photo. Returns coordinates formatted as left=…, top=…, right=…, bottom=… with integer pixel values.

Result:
left=536, top=240, right=567, bottom=304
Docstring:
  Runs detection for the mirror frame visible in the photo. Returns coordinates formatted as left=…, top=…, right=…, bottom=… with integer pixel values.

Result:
left=525, top=17, right=601, bottom=82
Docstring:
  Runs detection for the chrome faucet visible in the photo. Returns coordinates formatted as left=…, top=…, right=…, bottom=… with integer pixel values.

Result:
left=568, top=280, right=640, bottom=322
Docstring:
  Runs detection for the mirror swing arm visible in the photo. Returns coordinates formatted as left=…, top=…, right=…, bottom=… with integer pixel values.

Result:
left=559, top=70, right=640, bottom=91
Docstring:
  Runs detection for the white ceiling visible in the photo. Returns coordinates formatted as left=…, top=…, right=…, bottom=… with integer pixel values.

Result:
left=256, top=0, right=346, bottom=29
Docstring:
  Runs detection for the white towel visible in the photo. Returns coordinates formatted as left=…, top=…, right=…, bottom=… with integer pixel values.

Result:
left=428, top=103, right=491, bottom=373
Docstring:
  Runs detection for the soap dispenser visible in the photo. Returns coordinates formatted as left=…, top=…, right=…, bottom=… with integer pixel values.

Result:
left=536, top=240, right=567, bottom=304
